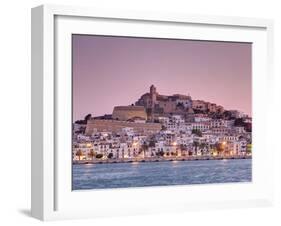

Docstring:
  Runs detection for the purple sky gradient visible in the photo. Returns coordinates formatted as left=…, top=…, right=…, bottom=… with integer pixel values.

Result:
left=73, top=35, right=251, bottom=121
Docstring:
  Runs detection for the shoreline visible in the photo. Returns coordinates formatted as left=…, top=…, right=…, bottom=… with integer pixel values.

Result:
left=73, top=155, right=251, bottom=165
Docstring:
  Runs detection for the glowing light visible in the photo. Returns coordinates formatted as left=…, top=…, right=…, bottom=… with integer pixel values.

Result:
left=172, top=142, right=177, bottom=146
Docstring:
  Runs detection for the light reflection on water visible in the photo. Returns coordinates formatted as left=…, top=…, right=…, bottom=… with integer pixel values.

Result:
left=72, top=159, right=252, bottom=190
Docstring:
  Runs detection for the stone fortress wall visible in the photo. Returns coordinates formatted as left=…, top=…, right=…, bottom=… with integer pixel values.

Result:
left=85, top=119, right=161, bottom=136
left=112, top=106, right=147, bottom=121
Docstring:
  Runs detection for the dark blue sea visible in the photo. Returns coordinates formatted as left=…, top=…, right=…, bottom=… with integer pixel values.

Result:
left=72, top=159, right=252, bottom=190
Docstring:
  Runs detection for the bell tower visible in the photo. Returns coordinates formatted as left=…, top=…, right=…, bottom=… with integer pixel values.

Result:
left=150, top=85, right=157, bottom=107
left=150, top=84, right=156, bottom=94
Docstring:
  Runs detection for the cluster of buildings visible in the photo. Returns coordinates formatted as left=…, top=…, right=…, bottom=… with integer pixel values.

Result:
left=73, top=85, right=252, bottom=161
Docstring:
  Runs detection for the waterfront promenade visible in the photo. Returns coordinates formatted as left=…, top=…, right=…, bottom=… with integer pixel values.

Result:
left=73, top=155, right=251, bottom=165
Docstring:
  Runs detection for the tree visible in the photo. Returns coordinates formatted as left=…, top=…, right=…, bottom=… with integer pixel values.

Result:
left=245, top=123, right=252, bottom=132
left=234, top=118, right=246, bottom=127
left=74, top=119, right=86, bottom=125
left=107, top=153, right=113, bottom=159
left=193, top=141, right=199, bottom=154
left=149, top=140, right=156, bottom=147
left=74, top=113, right=92, bottom=125
left=84, top=113, right=92, bottom=122
left=121, top=149, right=125, bottom=159
left=161, top=125, right=167, bottom=131
left=157, top=150, right=165, bottom=157
left=76, top=149, right=83, bottom=161
left=216, top=142, right=225, bottom=156
left=95, top=153, right=103, bottom=159
left=222, top=110, right=233, bottom=120
left=209, top=144, right=216, bottom=155
left=199, top=143, right=208, bottom=155
left=192, top=129, right=202, bottom=137
left=141, top=142, right=149, bottom=158
left=180, top=144, right=187, bottom=156
left=88, top=149, right=95, bottom=160
left=199, top=143, right=208, bottom=150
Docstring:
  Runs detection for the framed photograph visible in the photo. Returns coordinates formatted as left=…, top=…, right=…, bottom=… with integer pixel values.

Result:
left=31, top=4, right=274, bottom=221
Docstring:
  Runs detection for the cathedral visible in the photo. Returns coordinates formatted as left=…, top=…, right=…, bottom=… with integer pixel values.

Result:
left=135, top=85, right=193, bottom=120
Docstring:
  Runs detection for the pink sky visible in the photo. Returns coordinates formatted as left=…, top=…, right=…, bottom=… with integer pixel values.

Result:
left=73, top=35, right=251, bottom=121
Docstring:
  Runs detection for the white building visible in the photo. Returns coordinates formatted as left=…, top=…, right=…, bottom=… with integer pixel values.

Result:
left=194, top=115, right=211, bottom=122
left=77, top=134, right=91, bottom=141
left=191, top=122, right=210, bottom=131
left=210, top=119, right=227, bottom=128
left=121, top=127, right=135, bottom=136
left=234, top=126, right=245, bottom=134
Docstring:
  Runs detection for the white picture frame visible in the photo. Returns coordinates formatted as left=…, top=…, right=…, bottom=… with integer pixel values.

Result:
left=31, top=4, right=274, bottom=221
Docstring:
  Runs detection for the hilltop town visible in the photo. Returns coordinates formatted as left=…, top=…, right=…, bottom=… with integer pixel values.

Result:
left=73, top=85, right=252, bottom=163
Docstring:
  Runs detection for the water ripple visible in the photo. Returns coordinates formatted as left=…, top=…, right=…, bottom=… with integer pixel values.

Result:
left=72, top=159, right=252, bottom=190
